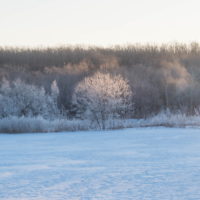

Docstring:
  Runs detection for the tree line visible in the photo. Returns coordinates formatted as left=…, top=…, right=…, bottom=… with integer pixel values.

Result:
left=1, top=43, right=200, bottom=119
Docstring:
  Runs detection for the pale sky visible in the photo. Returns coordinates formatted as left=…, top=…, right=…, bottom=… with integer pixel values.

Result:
left=0, top=0, right=200, bottom=47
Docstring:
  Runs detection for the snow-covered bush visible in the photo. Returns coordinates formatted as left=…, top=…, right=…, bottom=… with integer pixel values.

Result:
left=72, top=72, right=133, bottom=129
left=138, top=109, right=200, bottom=127
left=0, top=78, right=60, bottom=119
left=1, top=110, right=200, bottom=133
left=0, top=116, right=90, bottom=133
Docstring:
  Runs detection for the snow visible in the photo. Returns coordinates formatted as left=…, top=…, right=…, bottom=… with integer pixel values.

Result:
left=0, top=128, right=200, bottom=200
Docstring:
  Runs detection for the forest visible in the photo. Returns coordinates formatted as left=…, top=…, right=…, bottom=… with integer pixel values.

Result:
left=1, top=43, right=200, bottom=131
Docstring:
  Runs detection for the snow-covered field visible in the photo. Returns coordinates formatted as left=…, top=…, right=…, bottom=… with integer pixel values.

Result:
left=0, top=128, right=200, bottom=200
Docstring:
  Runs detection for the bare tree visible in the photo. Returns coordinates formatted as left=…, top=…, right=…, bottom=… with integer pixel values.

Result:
left=72, top=72, right=133, bottom=129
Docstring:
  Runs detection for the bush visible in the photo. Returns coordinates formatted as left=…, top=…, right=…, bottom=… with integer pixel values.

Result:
left=0, top=79, right=60, bottom=119
left=0, top=116, right=90, bottom=133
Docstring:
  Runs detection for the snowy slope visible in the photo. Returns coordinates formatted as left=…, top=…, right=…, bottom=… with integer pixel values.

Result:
left=0, top=128, right=200, bottom=200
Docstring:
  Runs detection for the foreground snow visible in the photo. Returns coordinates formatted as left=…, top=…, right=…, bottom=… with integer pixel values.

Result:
left=0, top=128, right=200, bottom=200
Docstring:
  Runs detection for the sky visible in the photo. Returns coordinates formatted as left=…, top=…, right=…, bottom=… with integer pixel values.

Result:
left=0, top=0, right=200, bottom=47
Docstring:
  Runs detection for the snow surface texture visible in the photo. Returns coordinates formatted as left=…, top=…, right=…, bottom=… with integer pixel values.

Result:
left=0, top=128, right=200, bottom=200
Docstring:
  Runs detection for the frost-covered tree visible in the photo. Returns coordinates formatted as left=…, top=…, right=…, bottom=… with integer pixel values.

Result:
left=0, top=79, right=60, bottom=119
left=50, top=80, right=60, bottom=113
left=72, top=72, right=133, bottom=129
left=51, top=80, right=59, bottom=97
left=0, top=95, right=16, bottom=118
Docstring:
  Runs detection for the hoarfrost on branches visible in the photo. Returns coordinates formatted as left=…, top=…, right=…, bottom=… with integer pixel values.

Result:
left=0, top=79, right=59, bottom=119
left=72, top=72, right=133, bottom=129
